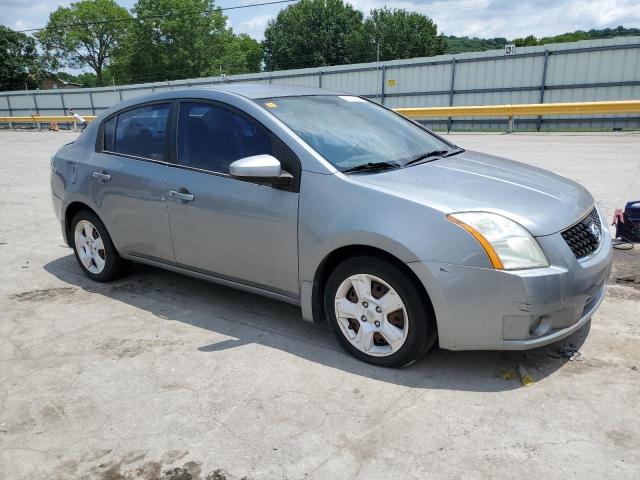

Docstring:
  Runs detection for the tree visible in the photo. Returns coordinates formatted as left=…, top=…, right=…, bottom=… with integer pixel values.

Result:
left=201, top=32, right=263, bottom=76
left=513, top=35, right=538, bottom=47
left=56, top=70, right=115, bottom=87
left=262, top=0, right=365, bottom=71
left=444, top=26, right=640, bottom=55
left=444, top=36, right=508, bottom=54
left=538, top=26, right=640, bottom=45
left=114, top=0, right=259, bottom=84
left=0, top=26, right=45, bottom=91
left=362, top=8, right=446, bottom=61
left=233, top=34, right=263, bottom=73
left=35, top=0, right=130, bottom=86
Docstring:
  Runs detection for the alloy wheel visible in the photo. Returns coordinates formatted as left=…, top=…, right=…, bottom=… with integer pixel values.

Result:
left=74, top=220, right=106, bottom=274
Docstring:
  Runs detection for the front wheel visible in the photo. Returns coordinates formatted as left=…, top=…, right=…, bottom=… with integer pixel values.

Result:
left=324, top=256, right=437, bottom=368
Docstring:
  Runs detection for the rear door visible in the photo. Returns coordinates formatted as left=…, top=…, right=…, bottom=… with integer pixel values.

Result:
left=165, top=100, right=300, bottom=297
left=91, top=102, right=175, bottom=262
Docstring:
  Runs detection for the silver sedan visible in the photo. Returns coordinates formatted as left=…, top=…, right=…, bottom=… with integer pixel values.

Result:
left=50, top=84, right=612, bottom=367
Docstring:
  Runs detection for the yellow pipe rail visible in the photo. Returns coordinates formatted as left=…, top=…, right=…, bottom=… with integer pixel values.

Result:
left=395, top=100, right=640, bottom=118
left=0, top=101, right=638, bottom=127
left=0, top=115, right=97, bottom=124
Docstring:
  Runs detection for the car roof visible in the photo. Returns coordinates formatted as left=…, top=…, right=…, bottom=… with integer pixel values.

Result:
left=195, top=83, right=346, bottom=99
left=94, top=83, right=351, bottom=123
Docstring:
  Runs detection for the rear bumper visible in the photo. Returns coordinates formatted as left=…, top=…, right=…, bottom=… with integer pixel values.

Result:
left=408, top=220, right=613, bottom=351
left=51, top=173, right=70, bottom=246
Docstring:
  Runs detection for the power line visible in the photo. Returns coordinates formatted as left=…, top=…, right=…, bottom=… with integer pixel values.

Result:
left=15, top=0, right=297, bottom=33
left=90, top=42, right=421, bottom=86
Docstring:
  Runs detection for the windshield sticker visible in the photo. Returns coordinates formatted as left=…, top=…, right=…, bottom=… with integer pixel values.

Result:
left=264, top=101, right=278, bottom=109
left=338, top=96, right=366, bottom=103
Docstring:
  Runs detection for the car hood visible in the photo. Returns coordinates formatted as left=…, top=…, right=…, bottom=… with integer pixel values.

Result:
left=353, top=150, right=594, bottom=236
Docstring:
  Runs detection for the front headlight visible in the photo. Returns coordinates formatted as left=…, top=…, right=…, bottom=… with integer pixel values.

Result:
left=447, top=212, right=548, bottom=270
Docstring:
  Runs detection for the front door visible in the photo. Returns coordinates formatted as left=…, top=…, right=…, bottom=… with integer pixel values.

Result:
left=166, top=101, right=300, bottom=297
left=91, top=102, right=174, bottom=262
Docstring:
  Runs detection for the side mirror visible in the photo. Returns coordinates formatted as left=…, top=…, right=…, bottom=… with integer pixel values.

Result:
left=229, top=154, right=292, bottom=186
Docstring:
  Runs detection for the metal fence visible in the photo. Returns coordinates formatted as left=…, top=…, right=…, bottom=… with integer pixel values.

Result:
left=1, top=36, right=639, bottom=131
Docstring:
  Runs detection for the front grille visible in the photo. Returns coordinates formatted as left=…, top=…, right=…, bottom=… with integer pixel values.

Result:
left=561, top=208, right=602, bottom=259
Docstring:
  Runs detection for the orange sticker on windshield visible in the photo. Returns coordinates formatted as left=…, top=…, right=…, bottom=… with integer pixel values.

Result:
left=264, top=102, right=278, bottom=108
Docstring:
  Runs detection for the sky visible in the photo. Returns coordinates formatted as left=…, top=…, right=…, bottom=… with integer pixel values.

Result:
left=2, top=0, right=639, bottom=41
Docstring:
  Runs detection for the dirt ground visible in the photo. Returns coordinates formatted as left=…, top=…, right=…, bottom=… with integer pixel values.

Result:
left=0, top=131, right=639, bottom=480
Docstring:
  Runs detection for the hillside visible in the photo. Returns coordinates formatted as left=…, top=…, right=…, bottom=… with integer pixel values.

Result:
left=445, top=26, right=640, bottom=54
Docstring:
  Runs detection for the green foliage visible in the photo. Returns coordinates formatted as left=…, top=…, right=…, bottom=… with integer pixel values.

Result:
left=35, top=0, right=131, bottom=86
left=444, top=36, right=508, bottom=54
left=55, top=70, right=115, bottom=87
left=538, top=26, right=640, bottom=44
left=446, top=26, right=640, bottom=54
left=234, top=34, right=263, bottom=74
left=513, top=26, right=640, bottom=48
left=21, top=0, right=640, bottom=89
left=0, top=26, right=45, bottom=91
left=263, top=2, right=446, bottom=69
left=263, top=0, right=365, bottom=71
left=363, top=8, right=446, bottom=62
left=113, top=0, right=260, bottom=84
left=513, top=35, right=538, bottom=47
left=203, top=32, right=262, bottom=77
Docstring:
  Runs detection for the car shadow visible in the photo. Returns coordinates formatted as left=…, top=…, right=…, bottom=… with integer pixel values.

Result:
left=44, top=253, right=590, bottom=392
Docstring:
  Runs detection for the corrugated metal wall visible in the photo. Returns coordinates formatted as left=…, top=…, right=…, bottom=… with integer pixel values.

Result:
left=1, top=36, right=639, bottom=131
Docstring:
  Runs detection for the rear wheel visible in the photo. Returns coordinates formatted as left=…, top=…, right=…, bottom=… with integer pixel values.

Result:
left=71, top=210, right=129, bottom=282
left=324, top=256, right=436, bottom=368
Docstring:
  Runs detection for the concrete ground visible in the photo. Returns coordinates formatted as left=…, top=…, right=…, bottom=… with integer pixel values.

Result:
left=1, top=131, right=639, bottom=480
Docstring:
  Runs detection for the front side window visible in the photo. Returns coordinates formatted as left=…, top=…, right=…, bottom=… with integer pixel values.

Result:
left=112, top=103, right=170, bottom=160
left=177, top=102, right=294, bottom=174
left=257, top=95, right=456, bottom=171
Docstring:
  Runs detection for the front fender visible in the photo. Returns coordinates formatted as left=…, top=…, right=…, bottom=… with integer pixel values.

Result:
left=297, top=170, right=492, bottom=323
left=298, top=170, right=492, bottom=284
left=299, top=230, right=422, bottom=284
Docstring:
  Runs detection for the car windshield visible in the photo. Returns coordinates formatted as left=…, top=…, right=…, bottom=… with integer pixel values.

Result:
left=257, top=95, right=456, bottom=171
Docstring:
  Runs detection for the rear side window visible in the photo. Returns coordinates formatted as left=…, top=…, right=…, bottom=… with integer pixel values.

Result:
left=110, top=103, right=170, bottom=160
left=177, top=101, right=295, bottom=175
left=103, top=116, right=116, bottom=151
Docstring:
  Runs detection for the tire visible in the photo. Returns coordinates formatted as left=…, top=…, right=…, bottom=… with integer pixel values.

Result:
left=324, top=256, right=437, bottom=368
left=70, top=210, right=129, bottom=282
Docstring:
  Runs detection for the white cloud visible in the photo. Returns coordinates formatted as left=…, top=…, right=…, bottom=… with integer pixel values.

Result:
left=567, top=0, right=640, bottom=26
left=236, top=14, right=274, bottom=37
left=350, top=0, right=640, bottom=39
left=12, top=19, right=28, bottom=31
left=3, top=0, right=75, bottom=32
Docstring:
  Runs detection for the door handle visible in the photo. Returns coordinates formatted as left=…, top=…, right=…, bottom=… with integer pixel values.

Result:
left=168, top=189, right=195, bottom=202
left=92, top=170, right=111, bottom=182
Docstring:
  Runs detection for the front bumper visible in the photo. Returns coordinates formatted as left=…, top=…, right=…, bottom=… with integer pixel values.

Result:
left=408, top=222, right=613, bottom=351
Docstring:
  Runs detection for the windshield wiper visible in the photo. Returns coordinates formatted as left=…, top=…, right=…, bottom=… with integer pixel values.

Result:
left=341, top=161, right=401, bottom=174
left=444, top=147, right=464, bottom=157
left=403, top=148, right=464, bottom=167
